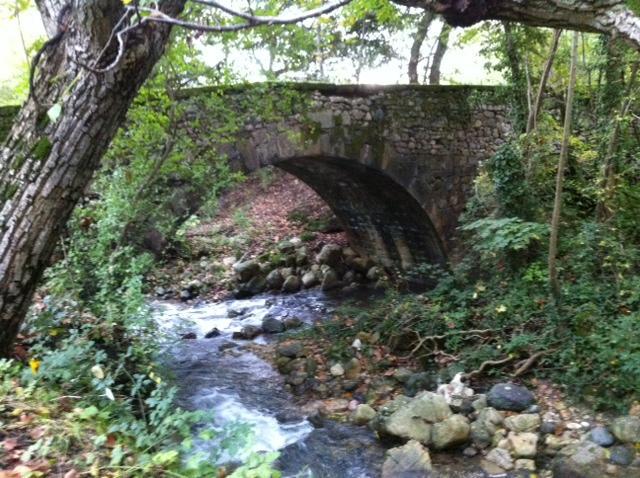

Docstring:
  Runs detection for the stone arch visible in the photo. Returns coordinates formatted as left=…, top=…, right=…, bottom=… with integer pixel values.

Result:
left=274, top=155, right=447, bottom=271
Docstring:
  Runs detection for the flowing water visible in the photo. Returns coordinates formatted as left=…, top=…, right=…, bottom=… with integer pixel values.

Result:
left=153, top=290, right=498, bottom=478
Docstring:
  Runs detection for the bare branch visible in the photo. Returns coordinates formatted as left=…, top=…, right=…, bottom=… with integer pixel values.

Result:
left=144, top=0, right=353, bottom=32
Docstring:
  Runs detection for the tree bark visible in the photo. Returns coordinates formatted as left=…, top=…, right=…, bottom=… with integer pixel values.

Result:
left=393, top=0, right=640, bottom=51
left=548, top=31, right=579, bottom=302
left=408, top=11, right=434, bottom=84
left=0, top=0, right=185, bottom=356
left=428, top=23, right=451, bottom=85
left=527, top=29, right=562, bottom=134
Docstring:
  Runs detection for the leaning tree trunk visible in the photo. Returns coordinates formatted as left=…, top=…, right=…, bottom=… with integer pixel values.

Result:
left=428, top=23, right=451, bottom=85
left=394, top=0, right=640, bottom=51
left=0, top=0, right=185, bottom=356
left=408, top=11, right=434, bottom=84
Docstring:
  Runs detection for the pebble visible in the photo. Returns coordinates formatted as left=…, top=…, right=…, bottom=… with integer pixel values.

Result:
left=330, top=363, right=345, bottom=376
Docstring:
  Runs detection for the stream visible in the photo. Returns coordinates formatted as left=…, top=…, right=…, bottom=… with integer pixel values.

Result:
left=152, top=290, right=493, bottom=478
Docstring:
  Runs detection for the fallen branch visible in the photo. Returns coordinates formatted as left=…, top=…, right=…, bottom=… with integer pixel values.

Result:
left=512, top=350, right=550, bottom=378
left=402, top=328, right=495, bottom=359
left=462, top=355, right=514, bottom=380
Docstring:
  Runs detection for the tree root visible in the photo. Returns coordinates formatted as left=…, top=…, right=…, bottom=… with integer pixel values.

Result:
left=402, top=328, right=495, bottom=359
left=462, top=355, right=514, bottom=380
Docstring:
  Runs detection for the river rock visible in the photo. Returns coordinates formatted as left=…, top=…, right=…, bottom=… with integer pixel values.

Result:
left=485, top=447, right=514, bottom=471
left=352, top=404, right=376, bottom=425
left=233, top=260, right=260, bottom=282
left=262, top=317, right=285, bottom=334
left=431, top=414, right=471, bottom=449
left=552, top=441, right=609, bottom=478
left=265, top=269, right=284, bottom=290
left=609, top=445, right=636, bottom=466
left=470, top=407, right=504, bottom=448
left=612, top=416, right=640, bottom=443
left=343, top=357, right=361, bottom=380
left=232, top=325, right=261, bottom=340
left=321, top=268, right=341, bottom=291
left=282, top=275, right=302, bottom=293
left=504, top=413, right=541, bottom=433
left=277, top=341, right=304, bottom=358
left=381, top=440, right=432, bottom=478
left=330, top=363, right=345, bottom=377
left=404, top=371, right=438, bottom=397
left=276, top=240, right=296, bottom=254
left=372, top=392, right=452, bottom=444
left=508, top=431, right=538, bottom=457
left=301, top=271, right=319, bottom=288
left=204, top=328, right=221, bottom=338
left=181, top=332, right=197, bottom=340
left=366, top=266, right=380, bottom=281
left=487, top=383, right=535, bottom=412
left=179, top=289, right=194, bottom=301
left=316, top=244, right=342, bottom=268
left=284, top=317, right=303, bottom=329
left=589, top=426, right=615, bottom=447
left=514, top=459, right=536, bottom=471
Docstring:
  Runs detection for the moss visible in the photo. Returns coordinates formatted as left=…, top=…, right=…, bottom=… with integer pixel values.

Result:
left=627, top=0, right=640, bottom=15
left=1, top=183, right=19, bottom=202
left=32, top=137, right=53, bottom=161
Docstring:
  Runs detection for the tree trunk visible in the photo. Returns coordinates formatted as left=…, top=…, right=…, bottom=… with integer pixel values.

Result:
left=0, top=0, right=185, bottom=356
left=393, top=0, right=640, bottom=51
left=408, top=12, right=434, bottom=84
left=548, top=31, right=579, bottom=302
left=596, top=61, right=640, bottom=221
left=428, top=23, right=451, bottom=85
left=527, top=29, right=562, bottom=134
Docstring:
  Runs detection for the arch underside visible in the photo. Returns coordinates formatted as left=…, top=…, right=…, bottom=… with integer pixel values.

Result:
left=277, top=156, right=447, bottom=272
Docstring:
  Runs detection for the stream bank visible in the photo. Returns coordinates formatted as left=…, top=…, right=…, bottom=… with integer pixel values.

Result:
left=154, top=289, right=640, bottom=478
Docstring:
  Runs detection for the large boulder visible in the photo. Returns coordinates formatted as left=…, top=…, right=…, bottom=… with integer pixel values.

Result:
left=232, top=325, right=261, bottom=340
left=233, top=260, right=260, bottom=282
left=431, top=414, right=471, bottom=449
left=372, top=392, right=452, bottom=444
left=381, top=440, right=432, bottom=478
left=316, top=244, right=342, bottom=268
left=487, top=383, right=535, bottom=412
left=612, top=416, right=640, bottom=443
left=552, top=441, right=609, bottom=478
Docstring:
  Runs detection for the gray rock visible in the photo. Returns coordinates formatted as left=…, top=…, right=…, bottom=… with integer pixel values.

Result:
left=232, top=325, right=261, bottom=340
left=282, top=275, right=302, bottom=293
left=265, top=269, right=284, bottom=290
left=487, top=383, right=535, bottom=412
left=330, top=363, right=345, bottom=377
left=470, top=407, right=504, bottom=448
left=541, top=421, right=558, bottom=434
left=301, top=271, right=319, bottom=288
left=609, top=445, right=636, bottom=466
left=352, top=404, right=376, bottom=425
left=262, top=317, right=285, bottom=334
left=508, top=431, right=538, bottom=457
left=372, top=392, right=452, bottom=444
left=204, top=328, right=221, bottom=338
left=276, top=341, right=304, bottom=358
left=381, top=440, right=432, bottom=478
left=553, top=441, right=609, bottom=478
left=504, top=414, right=541, bottom=433
left=316, top=244, right=342, bottom=268
left=321, top=268, right=341, bottom=291
left=589, top=426, right=615, bottom=447
left=404, top=372, right=437, bottom=397
left=233, top=260, right=260, bottom=282
left=366, top=266, right=381, bottom=281
left=612, top=416, right=640, bottom=444
left=472, top=395, right=488, bottom=411
left=179, top=289, right=193, bottom=301
left=485, top=447, right=514, bottom=470
left=431, top=414, right=471, bottom=449
left=276, top=240, right=296, bottom=254
left=343, top=357, right=361, bottom=380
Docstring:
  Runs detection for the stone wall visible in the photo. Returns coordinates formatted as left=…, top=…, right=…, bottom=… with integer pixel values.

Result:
left=0, top=84, right=513, bottom=271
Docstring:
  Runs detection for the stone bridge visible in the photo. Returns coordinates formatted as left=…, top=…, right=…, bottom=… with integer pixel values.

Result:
left=1, top=83, right=512, bottom=272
